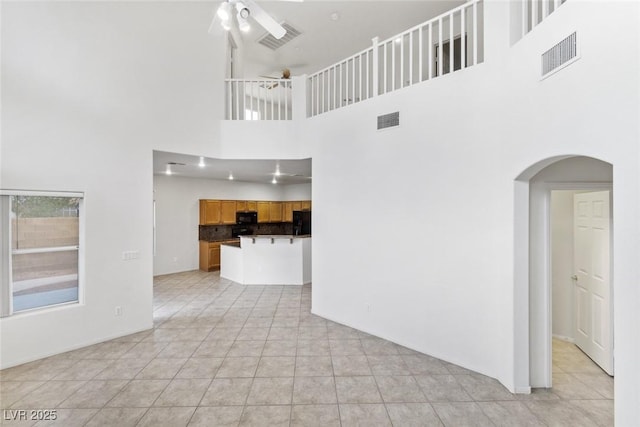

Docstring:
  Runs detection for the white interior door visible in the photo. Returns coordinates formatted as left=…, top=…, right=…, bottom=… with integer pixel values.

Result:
left=573, top=191, right=613, bottom=375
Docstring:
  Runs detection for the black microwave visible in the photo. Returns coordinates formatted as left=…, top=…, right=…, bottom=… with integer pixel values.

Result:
left=236, top=211, right=257, bottom=225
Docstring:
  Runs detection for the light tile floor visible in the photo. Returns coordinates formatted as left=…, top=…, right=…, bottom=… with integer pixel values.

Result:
left=0, top=271, right=614, bottom=426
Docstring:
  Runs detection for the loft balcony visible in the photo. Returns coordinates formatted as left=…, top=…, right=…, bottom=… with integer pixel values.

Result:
left=224, top=0, right=485, bottom=122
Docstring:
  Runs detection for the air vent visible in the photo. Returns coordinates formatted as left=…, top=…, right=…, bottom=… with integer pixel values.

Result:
left=258, top=23, right=301, bottom=51
left=542, top=32, right=577, bottom=77
left=377, top=112, right=400, bottom=130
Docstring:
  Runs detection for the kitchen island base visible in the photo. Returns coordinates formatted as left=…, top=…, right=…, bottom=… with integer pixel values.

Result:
left=221, top=236, right=311, bottom=285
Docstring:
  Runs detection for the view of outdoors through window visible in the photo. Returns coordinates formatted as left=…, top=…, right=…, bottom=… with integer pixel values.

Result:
left=11, top=196, right=80, bottom=312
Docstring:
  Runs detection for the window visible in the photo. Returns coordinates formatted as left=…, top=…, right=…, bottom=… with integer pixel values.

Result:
left=1, top=191, right=83, bottom=316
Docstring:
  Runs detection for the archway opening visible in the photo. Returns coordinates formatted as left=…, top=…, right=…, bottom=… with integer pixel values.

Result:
left=513, top=156, right=614, bottom=400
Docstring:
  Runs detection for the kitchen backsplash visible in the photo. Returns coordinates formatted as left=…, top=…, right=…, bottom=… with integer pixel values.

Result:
left=199, top=223, right=294, bottom=241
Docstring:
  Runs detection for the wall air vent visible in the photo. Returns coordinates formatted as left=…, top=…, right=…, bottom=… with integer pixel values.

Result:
left=258, top=23, right=301, bottom=51
left=541, top=32, right=578, bottom=77
left=377, top=112, right=400, bottom=130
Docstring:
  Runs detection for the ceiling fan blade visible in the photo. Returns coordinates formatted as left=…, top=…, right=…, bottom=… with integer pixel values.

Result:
left=245, top=0, right=286, bottom=39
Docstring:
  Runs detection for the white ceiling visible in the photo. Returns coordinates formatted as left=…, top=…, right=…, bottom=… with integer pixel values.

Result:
left=234, top=0, right=466, bottom=77
left=154, top=151, right=312, bottom=185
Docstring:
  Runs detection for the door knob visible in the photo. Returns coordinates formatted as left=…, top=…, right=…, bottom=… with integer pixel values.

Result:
left=571, top=275, right=578, bottom=281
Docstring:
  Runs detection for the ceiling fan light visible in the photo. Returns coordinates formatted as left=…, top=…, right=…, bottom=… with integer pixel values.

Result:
left=238, top=15, right=251, bottom=32
left=217, top=2, right=231, bottom=21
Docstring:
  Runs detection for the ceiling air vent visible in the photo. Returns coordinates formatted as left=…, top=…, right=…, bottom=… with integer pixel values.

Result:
left=377, top=112, right=400, bottom=130
left=258, top=23, right=301, bottom=51
left=542, top=32, right=577, bottom=77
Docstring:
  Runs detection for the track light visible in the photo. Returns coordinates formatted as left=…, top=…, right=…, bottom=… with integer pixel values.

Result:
left=235, top=2, right=250, bottom=19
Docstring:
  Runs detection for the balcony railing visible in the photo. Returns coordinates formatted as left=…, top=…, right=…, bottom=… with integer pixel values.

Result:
left=522, top=0, right=568, bottom=37
left=225, top=79, right=292, bottom=121
left=224, top=0, right=485, bottom=120
left=308, top=0, right=484, bottom=117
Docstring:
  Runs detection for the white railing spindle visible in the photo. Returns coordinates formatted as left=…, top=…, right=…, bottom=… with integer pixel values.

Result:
left=461, top=9, right=466, bottom=69
left=449, top=14, right=454, bottom=74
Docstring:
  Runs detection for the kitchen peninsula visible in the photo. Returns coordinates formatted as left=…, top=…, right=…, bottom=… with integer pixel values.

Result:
left=221, top=235, right=311, bottom=285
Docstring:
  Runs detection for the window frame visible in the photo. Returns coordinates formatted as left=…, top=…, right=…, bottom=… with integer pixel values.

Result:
left=0, top=190, right=85, bottom=317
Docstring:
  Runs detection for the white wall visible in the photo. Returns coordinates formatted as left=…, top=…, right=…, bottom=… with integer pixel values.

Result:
left=282, top=183, right=312, bottom=201
left=551, top=190, right=577, bottom=341
left=154, top=175, right=293, bottom=276
left=0, top=1, right=226, bottom=368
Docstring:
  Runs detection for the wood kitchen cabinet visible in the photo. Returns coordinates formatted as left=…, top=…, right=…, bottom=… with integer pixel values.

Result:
left=199, top=200, right=221, bottom=225
left=269, top=202, right=283, bottom=222
left=301, top=200, right=311, bottom=210
left=257, top=201, right=270, bottom=223
left=291, top=201, right=302, bottom=212
left=199, top=241, right=221, bottom=271
left=283, top=202, right=293, bottom=222
left=246, top=201, right=257, bottom=211
left=236, top=201, right=247, bottom=212
left=220, top=200, right=237, bottom=224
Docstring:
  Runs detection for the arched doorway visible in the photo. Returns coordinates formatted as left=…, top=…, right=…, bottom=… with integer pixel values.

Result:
left=513, top=155, right=613, bottom=391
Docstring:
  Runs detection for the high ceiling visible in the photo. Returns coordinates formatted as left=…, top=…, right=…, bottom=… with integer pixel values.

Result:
left=233, top=1, right=466, bottom=78
left=154, top=151, right=311, bottom=185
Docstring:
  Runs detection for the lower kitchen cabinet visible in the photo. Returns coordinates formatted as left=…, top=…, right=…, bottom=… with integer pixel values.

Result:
left=200, top=239, right=240, bottom=271
left=199, top=241, right=220, bottom=271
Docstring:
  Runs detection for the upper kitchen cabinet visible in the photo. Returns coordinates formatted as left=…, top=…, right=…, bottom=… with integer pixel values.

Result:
left=236, top=201, right=257, bottom=212
left=199, top=200, right=221, bottom=225
left=220, top=201, right=237, bottom=224
left=292, top=201, right=302, bottom=212
left=269, top=202, right=283, bottom=223
left=301, top=201, right=311, bottom=210
left=257, top=201, right=270, bottom=223
left=283, top=202, right=293, bottom=222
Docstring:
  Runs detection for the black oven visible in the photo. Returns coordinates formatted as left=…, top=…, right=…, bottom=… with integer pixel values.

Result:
left=236, top=211, right=257, bottom=225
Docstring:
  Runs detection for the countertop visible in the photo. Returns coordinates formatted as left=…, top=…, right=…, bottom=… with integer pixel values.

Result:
left=240, top=235, right=312, bottom=239
left=200, top=238, right=241, bottom=243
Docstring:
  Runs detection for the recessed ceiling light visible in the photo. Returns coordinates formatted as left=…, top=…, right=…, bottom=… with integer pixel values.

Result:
left=165, top=164, right=172, bottom=175
left=330, top=12, right=339, bottom=21
left=228, top=172, right=234, bottom=180
left=198, top=157, right=205, bottom=168
left=272, top=177, right=277, bottom=184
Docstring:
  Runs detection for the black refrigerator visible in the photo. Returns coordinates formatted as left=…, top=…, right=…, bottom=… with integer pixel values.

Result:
left=292, top=211, right=311, bottom=235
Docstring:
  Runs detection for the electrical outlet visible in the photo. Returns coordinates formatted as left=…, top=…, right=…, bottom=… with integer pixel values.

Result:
left=122, top=251, right=140, bottom=261
left=115, top=306, right=122, bottom=316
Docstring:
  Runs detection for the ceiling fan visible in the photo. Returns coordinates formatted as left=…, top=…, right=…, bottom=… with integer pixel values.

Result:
left=212, top=0, right=303, bottom=40
left=258, top=68, right=291, bottom=89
